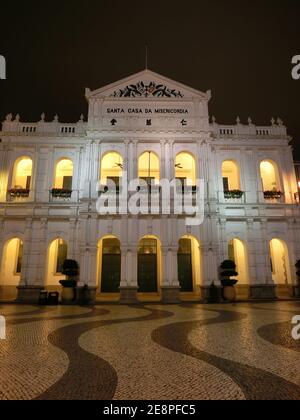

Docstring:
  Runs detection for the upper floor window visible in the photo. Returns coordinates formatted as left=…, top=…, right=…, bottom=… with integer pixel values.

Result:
left=175, top=152, right=196, bottom=188
left=100, top=152, right=123, bottom=191
left=54, top=159, right=73, bottom=190
left=9, top=157, right=33, bottom=198
left=222, top=160, right=243, bottom=199
left=138, top=151, right=160, bottom=185
left=12, top=157, right=32, bottom=190
left=222, top=160, right=240, bottom=191
left=260, top=160, right=283, bottom=200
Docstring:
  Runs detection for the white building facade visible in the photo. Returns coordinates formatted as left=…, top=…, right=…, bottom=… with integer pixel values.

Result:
left=0, top=70, right=299, bottom=304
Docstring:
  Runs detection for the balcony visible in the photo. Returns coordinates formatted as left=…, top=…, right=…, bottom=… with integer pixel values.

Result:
left=263, top=191, right=284, bottom=201
left=50, top=188, right=73, bottom=199
left=8, top=188, right=30, bottom=199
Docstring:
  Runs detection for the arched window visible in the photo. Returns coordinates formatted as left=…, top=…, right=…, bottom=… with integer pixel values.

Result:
left=222, top=160, right=241, bottom=192
left=11, top=157, right=33, bottom=191
left=46, top=238, right=68, bottom=286
left=100, top=152, right=123, bottom=190
left=269, top=239, right=292, bottom=285
left=260, top=160, right=280, bottom=193
left=228, top=239, right=249, bottom=284
left=138, top=152, right=160, bottom=185
left=0, top=238, right=23, bottom=286
left=54, top=159, right=73, bottom=190
left=175, top=153, right=196, bottom=187
left=97, top=236, right=121, bottom=293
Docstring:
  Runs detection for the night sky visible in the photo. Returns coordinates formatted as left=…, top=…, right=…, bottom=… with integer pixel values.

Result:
left=1, top=0, right=300, bottom=159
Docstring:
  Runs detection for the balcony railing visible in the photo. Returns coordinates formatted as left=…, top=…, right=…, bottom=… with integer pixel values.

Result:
left=263, top=191, right=284, bottom=200
left=50, top=188, right=73, bottom=199
left=224, top=190, right=245, bottom=200
left=8, top=188, right=30, bottom=198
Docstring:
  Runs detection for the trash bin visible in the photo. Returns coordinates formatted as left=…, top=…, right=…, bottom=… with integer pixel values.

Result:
left=47, top=292, right=59, bottom=306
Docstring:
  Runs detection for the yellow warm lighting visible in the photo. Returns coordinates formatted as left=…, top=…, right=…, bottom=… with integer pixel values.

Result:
left=138, top=152, right=160, bottom=183
left=54, top=159, right=73, bottom=188
left=260, top=160, right=278, bottom=191
left=13, top=158, right=32, bottom=189
left=270, top=238, right=291, bottom=285
left=101, top=152, right=123, bottom=185
left=229, top=238, right=248, bottom=284
left=222, top=160, right=240, bottom=190
left=175, top=153, right=196, bottom=185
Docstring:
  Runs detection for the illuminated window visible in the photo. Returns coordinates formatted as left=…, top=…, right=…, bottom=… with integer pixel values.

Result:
left=260, top=160, right=279, bottom=192
left=138, top=152, right=160, bottom=185
left=222, top=161, right=240, bottom=191
left=175, top=153, right=196, bottom=186
left=54, top=159, right=73, bottom=190
left=12, top=157, right=33, bottom=190
left=100, top=152, right=123, bottom=187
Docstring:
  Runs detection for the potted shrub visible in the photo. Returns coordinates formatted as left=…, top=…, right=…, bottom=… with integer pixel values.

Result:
left=220, top=260, right=238, bottom=302
left=59, top=259, right=79, bottom=304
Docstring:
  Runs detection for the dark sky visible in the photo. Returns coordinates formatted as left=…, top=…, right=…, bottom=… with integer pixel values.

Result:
left=1, top=0, right=300, bottom=159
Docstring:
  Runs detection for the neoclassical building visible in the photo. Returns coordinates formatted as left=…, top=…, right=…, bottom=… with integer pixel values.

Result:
left=0, top=69, right=299, bottom=304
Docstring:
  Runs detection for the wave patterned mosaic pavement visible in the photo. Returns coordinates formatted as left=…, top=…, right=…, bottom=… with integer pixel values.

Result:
left=0, top=302, right=299, bottom=400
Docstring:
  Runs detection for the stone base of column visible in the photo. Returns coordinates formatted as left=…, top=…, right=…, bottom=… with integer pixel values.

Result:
left=17, top=286, right=44, bottom=304
left=161, top=286, right=181, bottom=304
left=76, top=287, right=97, bottom=306
left=293, top=285, right=300, bottom=298
left=250, top=284, right=277, bottom=300
left=200, top=285, right=222, bottom=303
left=119, top=287, right=139, bottom=304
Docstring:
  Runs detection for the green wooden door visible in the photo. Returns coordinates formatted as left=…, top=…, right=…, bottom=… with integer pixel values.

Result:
left=138, top=238, right=158, bottom=293
left=101, top=239, right=121, bottom=293
left=178, top=239, right=193, bottom=292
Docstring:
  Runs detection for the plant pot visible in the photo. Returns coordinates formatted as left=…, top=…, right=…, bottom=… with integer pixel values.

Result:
left=61, top=287, right=75, bottom=304
left=223, top=285, right=236, bottom=302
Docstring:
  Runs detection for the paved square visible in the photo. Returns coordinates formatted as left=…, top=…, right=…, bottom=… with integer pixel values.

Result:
left=0, top=302, right=299, bottom=400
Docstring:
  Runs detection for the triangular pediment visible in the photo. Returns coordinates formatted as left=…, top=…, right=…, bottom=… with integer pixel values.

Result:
left=85, top=69, right=211, bottom=100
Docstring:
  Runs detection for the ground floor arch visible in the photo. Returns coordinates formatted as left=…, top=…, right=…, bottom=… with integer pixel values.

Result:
left=97, top=236, right=121, bottom=293
left=45, top=238, right=67, bottom=286
left=0, top=238, right=23, bottom=286
left=177, top=236, right=201, bottom=292
left=269, top=238, right=292, bottom=285
left=228, top=238, right=249, bottom=285
left=138, top=236, right=162, bottom=293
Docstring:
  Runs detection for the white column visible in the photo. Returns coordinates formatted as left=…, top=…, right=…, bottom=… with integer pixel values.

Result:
left=246, top=218, right=258, bottom=285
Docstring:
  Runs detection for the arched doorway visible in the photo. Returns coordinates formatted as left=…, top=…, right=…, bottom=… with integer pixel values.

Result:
left=54, top=159, right=73, bottom=190
left=177, top=236, right=201, bottom=292
left=222, top=160, right=241, bottom=192
left=98, top=236, right=121, bottom=293
left=0, top=238, right=23, bottom=286
left=138, top=151, right=160, bottom=185
left=11, top=157, right=33, bottom=193
left=46, top=238, right=67, bottom=286
left=175, top=152, right=196, bottom=188
left=228, top=238, right=249, bottom=284
left=260, top=160, right=280, bottom=192
left=138, top=236, right=161, bottom=293
left=269, top=239, right=292, bottom=285
left=100, top=152, right=123, bottom=191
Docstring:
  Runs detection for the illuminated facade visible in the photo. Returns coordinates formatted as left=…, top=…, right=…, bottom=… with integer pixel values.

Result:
left=0, top=69, right=299, bottom=303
